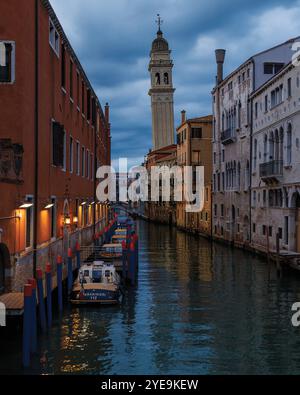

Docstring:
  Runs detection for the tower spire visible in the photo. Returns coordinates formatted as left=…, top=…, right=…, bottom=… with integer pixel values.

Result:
left=156, top=14, right=163, bottom=33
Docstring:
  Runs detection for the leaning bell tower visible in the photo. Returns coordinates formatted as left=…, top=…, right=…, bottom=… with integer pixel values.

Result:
left=149, top=15, right=175, bottom=151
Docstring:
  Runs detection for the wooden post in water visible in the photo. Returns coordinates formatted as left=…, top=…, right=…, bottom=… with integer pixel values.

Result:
left=276, top=233, right=281, bottom=277
left=22, top=284, right=32, bottom=368
left=28, top=279, right=37, bottom=354
left=76, top=242, right=81, bottom=269
left=36, top=269, right=47, bottom=332
left=46, top=263, right=52, bottom=329
left=266, top=226, right=270, bottom=265
left=122, top=240, right=127, bottom=282
left=67, top=248, right=73, bottom=296
left=57, top=255, right=63, bottom=313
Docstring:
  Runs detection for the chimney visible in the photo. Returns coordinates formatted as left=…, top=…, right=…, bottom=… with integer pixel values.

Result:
left=105, top=102, right=110, bottom=124
left=215, top=49, right=226, bottom=84
left=181, top=110, right=186, bottom=124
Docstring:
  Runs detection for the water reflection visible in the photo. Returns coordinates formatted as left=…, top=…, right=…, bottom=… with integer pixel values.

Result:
left=1, top=220, right=300, bottom=375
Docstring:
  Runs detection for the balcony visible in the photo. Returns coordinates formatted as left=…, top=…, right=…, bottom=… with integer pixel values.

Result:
left=221, top=129, right=236, bottom=145
left=260, top=160, right=283, bottom=183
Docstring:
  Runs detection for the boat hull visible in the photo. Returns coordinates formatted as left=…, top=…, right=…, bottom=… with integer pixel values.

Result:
left=70, top=288, right=120, bottom=305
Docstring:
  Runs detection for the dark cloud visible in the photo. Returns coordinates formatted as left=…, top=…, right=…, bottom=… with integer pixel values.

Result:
left=51, top=0, right=300, bottom=166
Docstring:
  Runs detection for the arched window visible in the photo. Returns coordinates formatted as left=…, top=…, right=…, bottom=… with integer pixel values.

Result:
left=164, top=73, right=169, bottom=85
left=264, top=134, right=268, bottom=162
left=233, top=161, right=237, bottom=188
left=237, top=162, right=241, bottom=189
left=287, top=123, right=292, bottom=165
left=269, top=131, right=274, bottom=161
left=155, top=73, right=160, bottom=85
left=279, top=127, right=284, bottom=162
left=275, top=129, right=279, bottom=161
left=253, top=139, right=257, bottom=170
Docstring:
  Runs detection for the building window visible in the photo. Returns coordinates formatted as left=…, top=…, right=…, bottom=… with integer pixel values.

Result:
left=69, top=136, right=73, bottom=173
left=50, top=197, right=57, bottom=239
left=253, top=223, right=256, bottom=233
left=86, top=150, right=90, bottom=178
left=264, top=95, right=268, bottom=112
left=91, top=153, right=94, bottom=180
left=49, top=19, right=59, bottom=56
left=253, top=191, right=257, bottom=206
left=284, top=216, right=289, bottom=245
left=81, top=147, right=85, bottom=177
left=271, top=85, right=283, bottom=108
left=76, top=141, right=80, bottom=176
left=287, top=124, right=292, bottom=165
left=25, top=197, right=34, bottom=249
left=253, top=139, right=257, bottom=170
left=191, top=128, right=202, bottom=139
left=287, top=78, right=292, bottom=98
left=82, top=81, right=85, bottom=115
left=52, top=121, right=65, bottom=168
left=221, top=204, right=224, bottom=217
left=262, top=225, right=266, bottom=236
left=278, top=227, right=283, bottom=240
left=214, top=204, right=217, bottom=217
left=222, top=149, right=225, bottom=162
left=255, top=102, right=258, bottom=119
left=70, top=60, right=74, bottom=100
left=0, top=41, right=15, bottom=83
left=87, top=89, right=91, bottom=121
left=264, top=63, right=284, bottom=75
left=61, top=44, right=66, bottom=89
left=76, top=71, right=80, bottom=108
left=269, top=226, right=273, bottom=238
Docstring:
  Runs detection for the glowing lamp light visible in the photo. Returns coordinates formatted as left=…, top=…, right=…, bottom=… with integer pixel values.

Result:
left=44, top=203, right=54, bottom=209
left=81, top=201, right=87, bottom=206
left=64, top=215, right=71, bottom=226
left=19, top=203, right=34, bottom=209
left=73, top=216, right=78, bottom=224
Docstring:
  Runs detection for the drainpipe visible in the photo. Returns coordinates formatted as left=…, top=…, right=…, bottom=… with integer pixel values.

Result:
left=33, top=0, right=39, bottom=277
left=249, top=60, right=255, bottom=246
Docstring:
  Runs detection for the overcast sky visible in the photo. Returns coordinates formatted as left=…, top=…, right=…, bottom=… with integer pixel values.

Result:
left=51, top=0, right=300, bottom=168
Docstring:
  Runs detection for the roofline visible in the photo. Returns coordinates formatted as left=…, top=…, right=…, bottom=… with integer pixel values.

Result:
left=212, top=36, right=300, bottom=93
left=176, top=115, right=213, bottom=131
left=42, top=0, right=106, bottom=122
left=250, top=61, right=295, bottom=99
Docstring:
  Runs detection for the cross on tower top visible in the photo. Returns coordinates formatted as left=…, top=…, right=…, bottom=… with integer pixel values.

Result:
left=156, top=14, right=163, bottom=32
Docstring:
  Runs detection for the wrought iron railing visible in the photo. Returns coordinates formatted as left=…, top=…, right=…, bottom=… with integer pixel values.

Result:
left=260, top=160, right=283, bottom=178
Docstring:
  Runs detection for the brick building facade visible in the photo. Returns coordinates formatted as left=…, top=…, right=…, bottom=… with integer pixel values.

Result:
left=0, top=0, right=111, bottom=292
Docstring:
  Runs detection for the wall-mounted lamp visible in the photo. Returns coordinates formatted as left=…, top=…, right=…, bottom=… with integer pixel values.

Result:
left=81, top=201, right=87, bottom=206
left=73, top=216, right=78, bottom=224
left=19, top=203, right=34, bottom=209
left=44, top=203, right=54, bottom=210
left=64, top=215, right=71, bottom=226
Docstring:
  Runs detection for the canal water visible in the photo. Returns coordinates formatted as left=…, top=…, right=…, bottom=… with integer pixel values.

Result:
left=1, top=220, right=300, bottom=375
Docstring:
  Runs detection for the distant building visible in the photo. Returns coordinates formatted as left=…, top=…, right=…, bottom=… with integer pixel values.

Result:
left=251, top=61, right=300, bottom=255
left=212, top=38, right=300, bottom=247
left=0, top=0, right=111, bottom=292
left=176, top=113, right=213, bottom=237
left=144, top=144, right=177, bottom=225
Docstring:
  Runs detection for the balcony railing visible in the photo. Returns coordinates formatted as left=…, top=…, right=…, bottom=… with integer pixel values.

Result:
left=259, top=160, right=283, bottom=181
left=221, top=128, right=236, bottom=145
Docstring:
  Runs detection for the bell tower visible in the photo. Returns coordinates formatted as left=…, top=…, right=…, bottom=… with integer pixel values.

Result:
left=149, top=15, right=175, bottom=150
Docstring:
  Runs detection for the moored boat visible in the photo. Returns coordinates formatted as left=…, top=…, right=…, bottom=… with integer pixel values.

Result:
left=70, top=261, right=121, bottom=305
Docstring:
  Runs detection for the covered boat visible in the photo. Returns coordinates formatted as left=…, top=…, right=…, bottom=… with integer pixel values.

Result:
left=70, top=261, right=121, bottom=305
